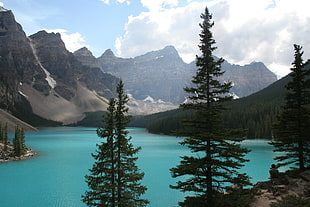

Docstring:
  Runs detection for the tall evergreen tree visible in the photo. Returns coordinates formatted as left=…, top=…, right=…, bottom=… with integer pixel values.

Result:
left=3, top=123, right=8, bottom=151
left=13, top=126, right=26, bottom=157
left=270, top=44, right=310, bottom=170
left=82, top=81, right=148, bottom=207
left=82, top=98, right=118, bottom=206
left=170, top=7, right=251, bottom=207
left=114, top=80, right=148, bottom=207
left=0, top=123, right=3, bottom=143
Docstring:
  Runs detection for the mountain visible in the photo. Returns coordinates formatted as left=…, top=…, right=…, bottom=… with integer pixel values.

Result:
left=0, top=8, right=119, bottom=124
left=210, top=60, right=277, bottom=98
left=98, top=46, right=277, bottom=104
left=98, top=46, right=191, bottom=104
left=0, top=7, right=278, bottom=127
left=0, top=8, right=48, bottom=109
left=73, top=47, right=104, bottom=72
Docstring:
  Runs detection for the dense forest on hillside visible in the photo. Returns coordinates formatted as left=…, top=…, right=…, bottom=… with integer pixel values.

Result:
left=129, top=75, right=290, bottom=139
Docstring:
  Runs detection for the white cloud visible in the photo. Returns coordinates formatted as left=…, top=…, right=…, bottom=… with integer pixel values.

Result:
left=115, top=0, right=310, bottom=77
left=0, top=2, right=4, bottom=7
left=141, top=0, right=179, bottom=11
left=117, top=0, right=131, bottom=5
left=44, top=29, right=89, bottom=53
left=100, top=0, right=130, bottom=5
left=101, top=0, right=110, bottom=4
left=116, top=1, right=205, bottom=62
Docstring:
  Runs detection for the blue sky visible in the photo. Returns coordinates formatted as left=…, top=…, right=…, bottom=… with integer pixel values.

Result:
left=1, top=0, right=310, bottom=77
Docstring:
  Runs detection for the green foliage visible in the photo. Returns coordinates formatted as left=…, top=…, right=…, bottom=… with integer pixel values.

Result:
left=0, top=123, right=3, bottom=143
left=13, top=126, right=25, bottom=156
left=170, top=7, right=251, bottom=206
left=3, top=123, right=8, bottom=151
left=82, top=81, right=148, bottom=207
left=270, top=45, right=310, bottom=170
left=270, top=195, right=310, bottom=207
left=177, top=189, right=256, bottom=207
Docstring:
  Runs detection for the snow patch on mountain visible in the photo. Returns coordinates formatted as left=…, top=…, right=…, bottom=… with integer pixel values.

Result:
left=18, top=91, right=28, bottom=99
left=143, top=95, right=167, bottom=104
left=28, top=38, right=57, bottom=89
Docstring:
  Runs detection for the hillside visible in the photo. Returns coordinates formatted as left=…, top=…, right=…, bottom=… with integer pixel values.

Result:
left=0, top=109, right=37, bottom=132
left=129, top=75, right=291, bottom=138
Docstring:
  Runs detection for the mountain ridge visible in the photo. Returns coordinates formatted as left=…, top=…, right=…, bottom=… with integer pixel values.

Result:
left=0, top=9, right=118, bottom=124
left=1, top=7, right=278, bottom=127
left=96, top=45, right=277, bottom=103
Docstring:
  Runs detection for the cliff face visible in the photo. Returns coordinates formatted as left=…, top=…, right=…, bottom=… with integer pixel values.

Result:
left=0, top=8, right=119, bottom=124
left=0, top=9, right=49, bottom=109
left=217, top=61, right=278, bottom=98
left=98, top=46, right=191, bottom=104
left=29, top=31, right=78, bottom=100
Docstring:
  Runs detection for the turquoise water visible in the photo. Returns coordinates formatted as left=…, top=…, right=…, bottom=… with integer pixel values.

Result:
left=0, top=127, right=279, bottom=207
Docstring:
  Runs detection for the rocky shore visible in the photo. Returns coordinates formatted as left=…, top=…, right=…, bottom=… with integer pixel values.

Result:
left=250, top=169, right=310, bottom=207
left=0, top=142, right=37, bottom=163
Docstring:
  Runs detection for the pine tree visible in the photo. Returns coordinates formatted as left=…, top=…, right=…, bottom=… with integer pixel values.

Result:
left=170, top=7, right=251, bottom=207
left=0, top=123, right=3, bottom=143
left=20, top=128, right=25, bottom=152
left=82, top=81, right=148, bottom=207
left=3, top=123, right=8, bottom=151
left=114, top=80, right=148, bottom=207
left=13, top=126, right=25, bottom=157
left=82, top=98, right=118, bottom=206
left=270, top=44, right=310, bottom=170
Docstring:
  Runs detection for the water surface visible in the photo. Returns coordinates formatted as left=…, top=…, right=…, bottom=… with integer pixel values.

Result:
left=0, top=127, right=279, bottom=207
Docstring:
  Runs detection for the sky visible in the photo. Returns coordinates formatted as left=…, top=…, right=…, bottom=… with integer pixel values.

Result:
left=1, top=0, right=309, bottom=77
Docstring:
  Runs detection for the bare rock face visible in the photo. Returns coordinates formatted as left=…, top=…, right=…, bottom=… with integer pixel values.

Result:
left=29, top=30, right=119, bottom=101
left=219, top=61, right=278, bottom=98
left=98, top=46, right=190, bottom=104
left=0, top=8, right=119, bottom=124
left=29, top=31, right=78, bottom=100
left=98, top=46, right=278, bottom=104
left=0, top=8, right=50, bottom=109
left=74, top=47, right=103, bottom=71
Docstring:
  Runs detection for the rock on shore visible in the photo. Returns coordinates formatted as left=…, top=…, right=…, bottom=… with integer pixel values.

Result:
left=0, top=142, right=36, bottom=162
left=250, top=170, right=310, bottom=207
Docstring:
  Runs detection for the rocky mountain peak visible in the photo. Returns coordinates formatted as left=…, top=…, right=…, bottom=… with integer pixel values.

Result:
left=0, top=8, right=50, bottom=104
left=100, top=49, right=116, bottom=59
left=30, top=30, right=66, bottom=52
left=135, top=45, right=182, bottom=62
left=162, top=45, right=179, bottom=55
left=0, top=6, right=8, bottom=12
left=75, top=47, right=93, bottom=56
left=74, top=47, right=103, bottom=71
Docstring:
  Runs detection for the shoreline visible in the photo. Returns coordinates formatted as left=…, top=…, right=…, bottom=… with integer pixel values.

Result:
left=0, top=147, right=38, bottom=163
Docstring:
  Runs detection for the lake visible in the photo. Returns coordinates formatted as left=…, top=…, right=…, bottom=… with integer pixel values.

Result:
left=0, top=127, right=281, bottom=207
